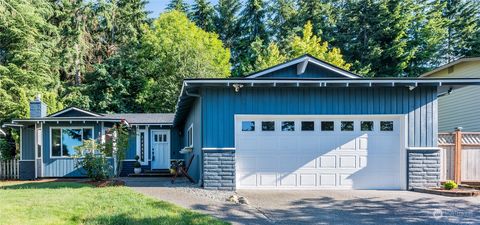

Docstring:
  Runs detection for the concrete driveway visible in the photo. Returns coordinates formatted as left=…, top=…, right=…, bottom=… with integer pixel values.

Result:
left=123, top=178, right=480, bottom=225
left=238, top=190, right=480, bottom=225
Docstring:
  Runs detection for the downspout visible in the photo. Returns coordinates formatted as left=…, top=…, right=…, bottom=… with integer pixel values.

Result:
left=185, top=90, right=203, bottom=187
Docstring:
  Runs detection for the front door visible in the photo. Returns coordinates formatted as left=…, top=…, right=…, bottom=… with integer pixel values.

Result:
left=151, top=130, right=170, bottom=169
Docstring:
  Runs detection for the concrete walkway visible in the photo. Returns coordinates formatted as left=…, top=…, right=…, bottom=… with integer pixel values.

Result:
left=123, top=177, right=480, bottom=225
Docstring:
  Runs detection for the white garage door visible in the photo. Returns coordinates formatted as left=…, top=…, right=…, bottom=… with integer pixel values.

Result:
left=235, top=115, right=405, bottom=190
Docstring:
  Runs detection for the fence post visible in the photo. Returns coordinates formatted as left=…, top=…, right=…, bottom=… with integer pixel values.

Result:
left=454, top=127, right=462, bottom=184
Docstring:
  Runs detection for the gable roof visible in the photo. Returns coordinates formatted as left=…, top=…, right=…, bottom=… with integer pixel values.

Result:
left=48, top=107, right=102, bottom=117
left=105, top=113, right=174, bottom=125
left=245, top=54, right=362, bottom=79
left=421, top=57, right=480, bottom=77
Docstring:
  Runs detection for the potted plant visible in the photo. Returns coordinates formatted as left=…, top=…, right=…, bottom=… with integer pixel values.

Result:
left=133, top=155, right=141, bottom=174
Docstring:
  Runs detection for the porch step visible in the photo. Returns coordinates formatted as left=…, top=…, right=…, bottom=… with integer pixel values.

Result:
left=127, top=169, right=173, bottom=177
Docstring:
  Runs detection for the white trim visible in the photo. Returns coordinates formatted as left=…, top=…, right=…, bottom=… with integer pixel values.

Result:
left=202, top=147, right=236, bottom=151
left=246, top=56, right=360, bottom=79
left=187, top=124, right=194, bottom=148
left=49, top=126, right=95, bottom=159
left=297, top=58, right=309, bottom=75
left=420, top=57, right=480, bottom=77
left=406, top=147, right=442, bottom=151
left=185, top=78, right=480, bottom=86
left=136, top=127, right=148, bottom=166
left=48, top=107, right=102, bottom=117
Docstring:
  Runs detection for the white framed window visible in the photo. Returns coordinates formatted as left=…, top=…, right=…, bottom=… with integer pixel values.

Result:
left=51, top=127, right=93, bottom=157
left=187, top=124, right=193, bottom=147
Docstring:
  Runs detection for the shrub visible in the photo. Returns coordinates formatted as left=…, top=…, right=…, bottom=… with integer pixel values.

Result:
left=76, top=153, right=112, bottom=181
left=133, top=161, right=141, bottom=168
left=443, top=180, right=458, bottom=190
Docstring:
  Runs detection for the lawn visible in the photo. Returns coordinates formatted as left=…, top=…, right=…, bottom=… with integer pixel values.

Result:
left=0, top=181, right=229, bottom=225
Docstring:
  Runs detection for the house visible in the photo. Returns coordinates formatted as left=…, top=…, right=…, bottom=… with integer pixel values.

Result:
left=4, top=55, right=480, bottom=190
left=420, top=57, right=480, bottom=132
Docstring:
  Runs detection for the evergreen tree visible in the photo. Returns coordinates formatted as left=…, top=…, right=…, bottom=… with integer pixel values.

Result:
left=191, top=0, right=215, bottom=32
left=268, top=0, right=298, bottom=43
left=442, top=0, right=480, bottom=62
left=214, top=0, right=241, bottom=49
left=251, top=40, right=287, bottom=72
left=166, top=0, right=189, bottom=13
left=296, top=0, right=337, bottom=43
left=235, top=0, right=269, bottom=76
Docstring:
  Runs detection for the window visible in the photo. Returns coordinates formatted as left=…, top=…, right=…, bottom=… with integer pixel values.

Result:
left=380, top=121, right=394, bottom=131
left=242, top=121, right=255, bottom=131
left=361, top=121, right=374, bottom=131
left=281, top=121, right=295, bottom=131
left=321, top=121, right=334, bottom=131
left=341, top=121, right=354, bottom=131
left=51, top=127, right=93, bottom=157
left=301, top=121, right=315, bottom=131
left=262, top=121, right=275, bottom=131
left=140, top=132, right=145, bottom=162
left=187, top=125, right=193, bottom=147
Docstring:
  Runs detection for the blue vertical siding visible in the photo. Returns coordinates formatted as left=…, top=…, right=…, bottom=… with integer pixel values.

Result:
left=181, top=98, right=202, bottom=182
left=21, top=126, right=35, bottom=160
left=42, top=121, right=102, bottom=177
left=201, top=86, right=438, bottom=148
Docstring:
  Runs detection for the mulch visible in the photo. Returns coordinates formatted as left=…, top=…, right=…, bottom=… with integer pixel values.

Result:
left=412, top=187, right=480, bottom=197
left=82, top=179, right=125, bottom=187
left=2, top=178, right=126, bottom=188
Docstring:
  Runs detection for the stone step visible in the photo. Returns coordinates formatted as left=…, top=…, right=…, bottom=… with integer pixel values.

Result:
left=128, top=172, right=173, bottom=177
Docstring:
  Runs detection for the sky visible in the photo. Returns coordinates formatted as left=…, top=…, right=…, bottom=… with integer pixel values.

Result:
left=146, top=0, right=219, bottom=18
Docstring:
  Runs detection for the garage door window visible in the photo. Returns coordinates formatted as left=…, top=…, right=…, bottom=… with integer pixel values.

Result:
left=281, top=121, right=295, bottom=131
left=341, top=121, right=354, bottom=131
left=261, top=121, right=275, bottom=131
left=380, top=121, right=394, bottom=131
left=242, top=121, right=255, bottom=131
left=301, top=121, right=315, bottom=131
left=321, top=121, right=334, bottom=131
left=361, top=121, right=374, bottom=131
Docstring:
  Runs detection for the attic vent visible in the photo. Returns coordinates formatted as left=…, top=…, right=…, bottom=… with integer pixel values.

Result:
left=448, top=66, right=454, bottom=74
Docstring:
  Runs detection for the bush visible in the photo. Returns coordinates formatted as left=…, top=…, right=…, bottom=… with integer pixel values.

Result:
left=75, top=153, right=112, bottom=181
left=133, top=161, right=141, bottom=168
left=443, top=180, right=458, bottom=190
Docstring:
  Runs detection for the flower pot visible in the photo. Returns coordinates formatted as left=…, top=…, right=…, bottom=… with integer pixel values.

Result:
left=134, top=167, right=141, bottom=174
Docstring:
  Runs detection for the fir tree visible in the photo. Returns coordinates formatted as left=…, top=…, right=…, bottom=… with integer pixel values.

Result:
left=191, top=0, right=216, bottom=32
left=166, top=0, right=189, bottom=13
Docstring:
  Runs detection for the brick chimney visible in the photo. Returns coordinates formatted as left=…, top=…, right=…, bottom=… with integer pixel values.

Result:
left=30, top=94, right=47, bottom=118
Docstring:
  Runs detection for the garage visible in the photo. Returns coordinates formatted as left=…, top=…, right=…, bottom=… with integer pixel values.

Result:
left=235, top=115, right=406, bottom=190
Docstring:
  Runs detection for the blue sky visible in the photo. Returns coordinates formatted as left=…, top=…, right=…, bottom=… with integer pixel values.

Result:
left=146, top=0, right=219, bottom=18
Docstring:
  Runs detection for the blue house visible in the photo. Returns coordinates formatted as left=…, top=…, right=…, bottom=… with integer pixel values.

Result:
left=4, top=55, right=480, bottom=190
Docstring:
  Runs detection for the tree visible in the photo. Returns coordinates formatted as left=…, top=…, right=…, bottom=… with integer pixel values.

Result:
left=235, top=0, right=269, bottom=76
left=191, top=0, right=215, bottom=32
left=136, top=11, right=231, bottom=112
left=296, top=0, right=337, bottom=43
left=214, top=0, right=241, bottom=49
left=290, top=21, right=351, bottom=70
left=166, top=0, right=189, bottom=13
left=442, top=0, right=480, bottom=62
left=249, top=21, right=351, bottom=73
left=268, top=0, right=298, bottom=43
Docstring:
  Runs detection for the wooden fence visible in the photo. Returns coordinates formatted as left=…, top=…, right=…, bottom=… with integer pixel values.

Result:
left=439, top=130, right=480, bottom=183
left=0, top=159, right=19, bottom=180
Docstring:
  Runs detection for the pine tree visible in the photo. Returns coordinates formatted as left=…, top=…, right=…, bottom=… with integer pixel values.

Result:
left=191, top=0, right=215, bottom=32
left=268, top=0, right=298, bottom=43
left=442, top=0, right=480, bottom=62
left=235, top=0, right=269, bottom=76
left=214, top=0, right=241, bottom=49
left=296, top=0, right=337, bottom=43
left=166, top=0, right=189, bottom=13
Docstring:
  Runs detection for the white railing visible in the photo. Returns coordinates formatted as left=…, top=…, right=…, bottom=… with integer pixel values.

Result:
left=0, top=159, right=19, bottom=180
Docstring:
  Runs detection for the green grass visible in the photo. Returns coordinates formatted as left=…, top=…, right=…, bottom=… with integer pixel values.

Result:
left=0, top=181, right=229, bottom=225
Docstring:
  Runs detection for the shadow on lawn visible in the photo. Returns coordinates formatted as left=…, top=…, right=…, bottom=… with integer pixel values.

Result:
left=0, top=181, right=90, bottom=190
left=82, top=201, right=228, bottom=225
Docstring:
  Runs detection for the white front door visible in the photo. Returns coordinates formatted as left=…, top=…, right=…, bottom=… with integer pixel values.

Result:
left=151, top=130, right=170, bottom=169
left=235, top=115, right=405, bottom=190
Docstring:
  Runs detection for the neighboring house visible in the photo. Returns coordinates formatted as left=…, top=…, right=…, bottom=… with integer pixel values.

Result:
left=4, top=55, right=480, bottom=191
left=421, top=57, right=480, bottom=132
